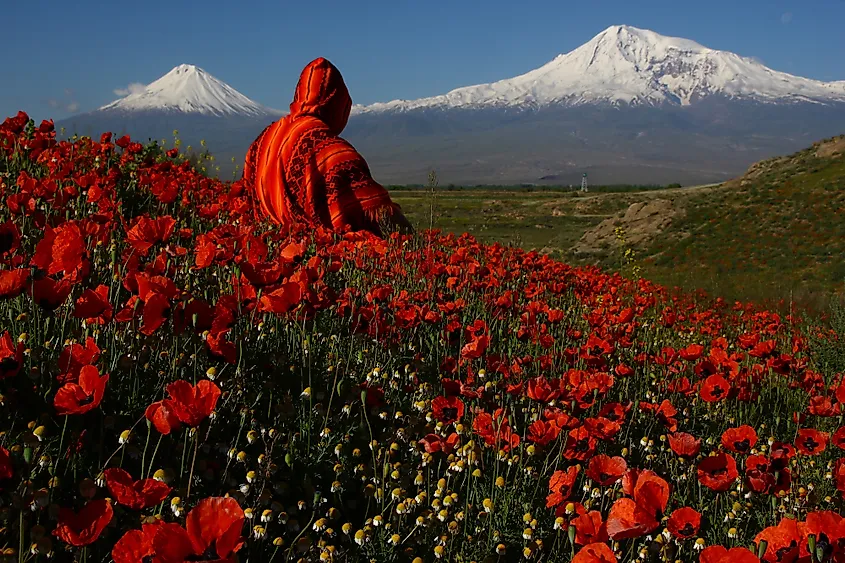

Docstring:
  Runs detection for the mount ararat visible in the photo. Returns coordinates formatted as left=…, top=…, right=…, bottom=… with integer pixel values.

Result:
left=58, top=25, right=845, bottom=185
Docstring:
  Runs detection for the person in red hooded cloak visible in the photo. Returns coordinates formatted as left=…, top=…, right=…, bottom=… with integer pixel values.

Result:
left=243, top=57, right=412, bottom=236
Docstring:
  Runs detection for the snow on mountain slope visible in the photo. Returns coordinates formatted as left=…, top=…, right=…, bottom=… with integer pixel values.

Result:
left=100, top=64, right=282, bottom=117
left=353, top=25, right=845, bottom=114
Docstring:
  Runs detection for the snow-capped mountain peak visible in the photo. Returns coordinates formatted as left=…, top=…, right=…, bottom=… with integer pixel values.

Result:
left=353, top=25, right=845, bottom=114
left=100, top=64, right=278, bottom=117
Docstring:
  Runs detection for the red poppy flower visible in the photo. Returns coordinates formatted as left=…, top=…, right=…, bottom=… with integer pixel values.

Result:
left=30, top=222, right=87, bottom=277
left=700, top=374, right=731, bottom=402
left=754, top=517, right=801, bottom=563
left=279, top=240, right=307, bottom=263
left=240, top=256, right=289, bottom=286
left=30, top=276, right=73, bottom=310
left=257, top=281, right=302, bottom=314
left=766, top=442, right=795, bottom=472
left=667, top=432, right=701, bottom=459
left=795, top=428, right=828, bottom=456
left=173, top=297, right=213, bottom=335
left=808, top=395, right=839, bottom=417
left=145, top=400, right=182, bottom=435
left=563, top=426, right=597, bottom=461
left=835, top=459, right=845, bottom=495
left=744, top=455, right=777, bottom=494
left=639, top=399, right=678, bottom=431
left=461, top=333, right=489, bottom=360
left=748, top=339, right=777, bottom=358
left=0, top=446, right=12, bottom=481
left=126, top=215, right=177, bottom=256
left=619, top=468, right=642, bottom=496
left=0, top=268, right=29, bottom=299
left=699, top=546, right=760, bottom=563
left=57, top=337, right=100, bottom=383
left=146, top=380, right=221, bottom=433
left=606, top=470, right=670, bottom=540
left=431, top=395, right=465, bottom=424
left=152, top=497, right=244, bottom=563
left=546, top=465, right=580, bottom=508
left=206, top=330, right=237, bottom=365
left=52, top=499, right=114, bottom=546
left=586, top=455, right=627, bottom=487
left=597, top=402, right=631, bottom=423
left=721, top=425, right=757, bottom=454
left=666, top=376, right=695, bottom=396
left=473, top=408, right=520, bottom=451
left=697, top=452, right=739, bottom=492
left=615, top=363, right=634, bottom=378
left=73, top=285, right=113, bottom=325
left=678, top=343, right=704, bottom=362
left=0, top=331, right=24, bottom=379
left=104, top=468, right=171, bottom=510
left=419, top=432, right=459, bottom=455
left=53, top=365, right=109, bottom=416
left=571, top=511, right=608, bottom=546
left=527, top=419, right=562, bottom=446
left=140, top=292, right=171, bottom=336
left=0, top=220, right=21, bottom=256
left=572, top=542, right=616, bottom=563
left=832, top=427, right=845, bottom=450
left=526, top=376, right=561, bottom=403
left=112, top=521, right=163, bottom=563
left=584, top=417, right=622, bottom=441
left=666, top=507, right=700, bottom=539
left=804, top=510, right=845, bottom=560
left=544, top=408, right=580, bottom=430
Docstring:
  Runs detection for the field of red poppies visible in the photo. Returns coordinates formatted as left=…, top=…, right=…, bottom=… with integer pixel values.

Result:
left=1, top=110, right=844, bottom=563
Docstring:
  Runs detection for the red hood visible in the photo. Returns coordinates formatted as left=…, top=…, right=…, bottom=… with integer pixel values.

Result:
left=289, top=58, right=352, bottom=135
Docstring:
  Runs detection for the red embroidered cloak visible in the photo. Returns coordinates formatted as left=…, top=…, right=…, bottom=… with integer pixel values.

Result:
left=244, top=57, right=401, bottom=235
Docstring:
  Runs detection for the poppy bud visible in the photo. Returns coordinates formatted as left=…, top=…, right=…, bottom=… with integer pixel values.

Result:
left=795, top=529, right=812, bottom=551
left=757, top=539, right=768, bottom=559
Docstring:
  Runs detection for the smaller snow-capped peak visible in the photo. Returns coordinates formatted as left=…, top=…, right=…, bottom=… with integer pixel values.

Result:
left=100, top=64, right=279, bottom=117
left=353, top=25, right=845, bottom=114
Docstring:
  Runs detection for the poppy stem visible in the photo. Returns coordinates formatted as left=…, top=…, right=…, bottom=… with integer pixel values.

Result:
left=49, top=416, right=69, bottom=505
left=18, top=509, right=23, bottom=563
left=185, top=429, right=199, bottom=499
left=146, top=434, right=163, bottom=480
left=141, top=422, right=151, bottom=477
left=180, top=428, right=189, bottom=479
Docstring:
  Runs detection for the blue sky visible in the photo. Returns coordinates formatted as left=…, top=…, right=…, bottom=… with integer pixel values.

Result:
left=4, top=0, right=844, bottom=122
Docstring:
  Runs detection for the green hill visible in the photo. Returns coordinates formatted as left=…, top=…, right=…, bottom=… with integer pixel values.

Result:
left=390, top=135, right=845, bottom=309
left=578, top=135, right=845, bottom=307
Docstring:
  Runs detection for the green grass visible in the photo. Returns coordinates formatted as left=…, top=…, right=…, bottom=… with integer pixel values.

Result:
left=390, top=188, right=644, bottom=258
left=390, top=136, right=845, bottom=311
left=637, top=138, right=845, bottom=310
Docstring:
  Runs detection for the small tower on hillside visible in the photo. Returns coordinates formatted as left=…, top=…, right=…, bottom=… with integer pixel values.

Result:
left=581, top=173, right=589, bottom=193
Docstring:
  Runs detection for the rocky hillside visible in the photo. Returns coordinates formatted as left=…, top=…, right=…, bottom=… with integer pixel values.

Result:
left=573, top=135, right=845, bottom=306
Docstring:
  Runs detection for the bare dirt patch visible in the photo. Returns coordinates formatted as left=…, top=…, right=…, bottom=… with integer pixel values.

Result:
left=572, top=198, right=684, bottom=255
left=815, top=137, right=845, bottom=159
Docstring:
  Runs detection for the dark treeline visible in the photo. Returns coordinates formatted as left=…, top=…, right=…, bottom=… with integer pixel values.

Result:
left=386, top=183, right=683, bottom=193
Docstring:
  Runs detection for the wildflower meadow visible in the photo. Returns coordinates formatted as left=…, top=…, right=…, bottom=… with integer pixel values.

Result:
left=1, top=110, right=844, bottom=562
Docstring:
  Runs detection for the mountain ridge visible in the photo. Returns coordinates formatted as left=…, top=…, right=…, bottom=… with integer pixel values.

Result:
left=352, top=25, right=845, bottom=114
left=57, top=27, right=845, bottom=185
left=98, top=64, right=284, bottom=117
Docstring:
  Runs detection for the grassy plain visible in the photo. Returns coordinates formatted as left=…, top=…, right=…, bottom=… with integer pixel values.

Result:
left=389, top=135, right=845, bottom=310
